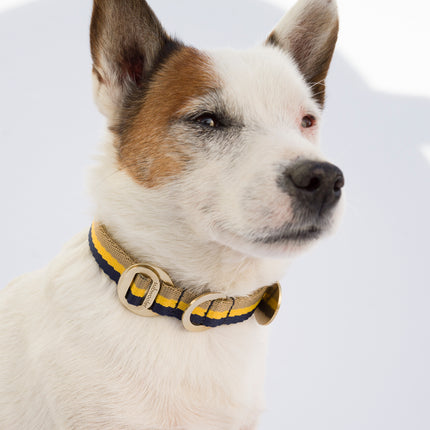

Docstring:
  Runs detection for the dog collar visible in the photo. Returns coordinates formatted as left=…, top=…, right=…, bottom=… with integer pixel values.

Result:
left=89, top=222, right=281, bottom=332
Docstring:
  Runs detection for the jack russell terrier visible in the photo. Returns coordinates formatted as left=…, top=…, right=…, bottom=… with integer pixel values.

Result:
left=0, top=0, right=343, bottom=428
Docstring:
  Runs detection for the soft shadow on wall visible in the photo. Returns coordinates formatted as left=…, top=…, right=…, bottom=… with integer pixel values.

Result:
left=0, top=0, right=429, bottom=430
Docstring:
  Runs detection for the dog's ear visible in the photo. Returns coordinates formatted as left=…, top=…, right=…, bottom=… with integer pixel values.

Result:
left=266, top=0, right=339, bottom=107
left=90, top=0, right=181, bottom=118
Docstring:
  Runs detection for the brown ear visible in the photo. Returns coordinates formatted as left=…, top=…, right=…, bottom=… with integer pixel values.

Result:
left=266, top=0, right=339, bottom=107
left=90, top=0, right=182, bottom=117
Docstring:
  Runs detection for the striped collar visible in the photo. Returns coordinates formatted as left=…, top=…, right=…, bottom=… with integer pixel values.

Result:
left=89, top=222, right=281, bottom=331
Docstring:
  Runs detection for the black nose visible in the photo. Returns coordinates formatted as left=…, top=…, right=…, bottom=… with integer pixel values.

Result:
left=279, top=161, right=345, bottom=215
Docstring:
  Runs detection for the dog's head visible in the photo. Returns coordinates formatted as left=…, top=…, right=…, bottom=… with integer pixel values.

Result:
left=90, top=0, right=343, bottom=259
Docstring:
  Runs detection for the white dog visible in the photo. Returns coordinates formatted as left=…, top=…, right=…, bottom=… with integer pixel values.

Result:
left=0, top=0, right=343, bottom=428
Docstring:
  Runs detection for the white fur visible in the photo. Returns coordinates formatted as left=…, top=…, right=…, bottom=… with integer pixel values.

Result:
left=0, top=1, right=340, bottom=428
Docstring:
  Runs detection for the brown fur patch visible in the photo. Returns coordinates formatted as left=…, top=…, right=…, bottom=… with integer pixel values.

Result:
left=116, top=47, right=219, bottom=188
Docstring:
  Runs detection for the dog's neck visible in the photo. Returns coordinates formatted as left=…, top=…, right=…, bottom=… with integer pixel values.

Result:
left=88, top=136, right=290, bottom=296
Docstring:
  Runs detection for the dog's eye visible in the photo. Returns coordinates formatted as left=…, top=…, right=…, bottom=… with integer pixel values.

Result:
left=301, top=115, right=316, bottom=129
left=194, top=113, right=219, bottom=128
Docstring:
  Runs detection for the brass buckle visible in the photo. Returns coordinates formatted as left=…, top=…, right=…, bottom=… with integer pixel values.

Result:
left=182, top=292, right=227, bottom=332
left=117, top=264, right=172, bottom=317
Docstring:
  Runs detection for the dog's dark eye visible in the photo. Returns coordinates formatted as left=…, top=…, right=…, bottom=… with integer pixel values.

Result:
left=301, top=115, right=316, bottom=129
left=194, top=113, right=219, bottom=128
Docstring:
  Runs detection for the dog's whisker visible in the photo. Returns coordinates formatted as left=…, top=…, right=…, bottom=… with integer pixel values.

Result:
left=308, top=79, right=326, bottom=89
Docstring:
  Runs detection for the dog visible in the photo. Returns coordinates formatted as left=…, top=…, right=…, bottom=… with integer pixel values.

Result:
left=0, top=0, right=343, bottom=428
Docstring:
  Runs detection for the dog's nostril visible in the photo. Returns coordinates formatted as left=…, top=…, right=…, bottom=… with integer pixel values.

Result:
left=304, top=176, right=321, bottom=192
left=288, top=164, right=326, bottom=192
left=334, top=175, right=345, bottom=193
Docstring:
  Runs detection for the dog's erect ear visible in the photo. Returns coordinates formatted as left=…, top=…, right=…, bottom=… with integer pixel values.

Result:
left=90, top=0, right=181, bottom=117
left=266, top=0, right=339, bottom=107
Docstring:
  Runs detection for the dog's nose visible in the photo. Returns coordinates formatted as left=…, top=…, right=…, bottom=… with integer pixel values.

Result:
left=279, top=161, right=344, bottom=214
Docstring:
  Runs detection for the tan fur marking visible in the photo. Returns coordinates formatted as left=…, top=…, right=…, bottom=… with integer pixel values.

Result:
left=118, top=47, right=218, bottom=187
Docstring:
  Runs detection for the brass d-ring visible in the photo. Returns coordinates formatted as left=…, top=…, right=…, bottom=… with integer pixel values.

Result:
left=182, top=292, right=227, bottom=332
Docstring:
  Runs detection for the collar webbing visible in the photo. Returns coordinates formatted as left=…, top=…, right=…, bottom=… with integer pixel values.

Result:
left=89, top=222, right=281, bottom=330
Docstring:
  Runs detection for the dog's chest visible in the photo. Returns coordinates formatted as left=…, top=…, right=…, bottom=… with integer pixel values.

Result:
left=89, top=329, right=266, bottom=428
left=85, top=307, right=266, bottom=426
left=54, top=324, right=266, bottom=429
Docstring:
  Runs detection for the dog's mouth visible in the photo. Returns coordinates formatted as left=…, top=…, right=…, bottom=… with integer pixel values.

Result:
left=210, top=200, right=341, bottom=256
left=213, top=221, right=328, bottom=257
left=255, top=225, right=322, bottom=245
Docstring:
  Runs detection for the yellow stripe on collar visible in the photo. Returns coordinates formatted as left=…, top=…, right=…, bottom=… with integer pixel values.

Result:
left=88, top=222, right=281, bottom=331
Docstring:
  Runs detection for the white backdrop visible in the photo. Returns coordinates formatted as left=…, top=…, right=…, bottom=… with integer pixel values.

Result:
left=1, top=1, right=429, bottom=429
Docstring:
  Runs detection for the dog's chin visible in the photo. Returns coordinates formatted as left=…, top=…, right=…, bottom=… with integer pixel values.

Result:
left=212, top=224, right=327, bottom=259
